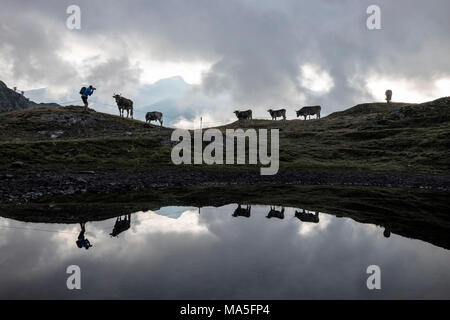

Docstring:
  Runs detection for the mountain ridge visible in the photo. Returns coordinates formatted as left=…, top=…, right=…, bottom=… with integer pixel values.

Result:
left=0, top=80, right=36, bottom=112
left=0, top=80, right=60, bottom=113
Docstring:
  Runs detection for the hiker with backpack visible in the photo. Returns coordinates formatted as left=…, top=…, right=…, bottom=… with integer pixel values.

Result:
left=80, top=85, right=96, bottom=112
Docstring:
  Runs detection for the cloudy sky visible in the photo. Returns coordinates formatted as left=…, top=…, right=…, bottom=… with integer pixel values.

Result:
left=0, top=0, right=449, bottom=127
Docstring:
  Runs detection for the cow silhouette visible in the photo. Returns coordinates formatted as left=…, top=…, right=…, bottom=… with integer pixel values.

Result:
left=232, top=204, right=251, bottom=218
left=266, top=206, right=285, bottom=220
left=295, top=209, right=320, bottom=223
left=110, top=214, right=131, bottom=237
left=385, top=90, right=393, bottom=103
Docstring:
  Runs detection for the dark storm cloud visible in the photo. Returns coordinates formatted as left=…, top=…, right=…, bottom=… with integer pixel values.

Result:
left=0, top=0, right=449, bottom=116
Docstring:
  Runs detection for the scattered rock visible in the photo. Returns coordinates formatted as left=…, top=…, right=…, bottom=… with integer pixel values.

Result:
left=50, top=130, right=64, bottom=139
left=11, top=161, right=25, bottom=168
left=392, top=108, right=405, bottom=119
left=80, top=171, right=96, bottom=174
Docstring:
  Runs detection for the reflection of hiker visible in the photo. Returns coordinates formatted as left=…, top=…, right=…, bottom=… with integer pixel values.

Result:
left=76, top=222, right=93, bottom=250
left=80, top=85, right=96, bottom=112
left=110, top=214, right=131, bottom=237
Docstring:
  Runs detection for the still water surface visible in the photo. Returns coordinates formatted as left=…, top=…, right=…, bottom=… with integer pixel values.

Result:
left=1, top=204, right=449, bottom=299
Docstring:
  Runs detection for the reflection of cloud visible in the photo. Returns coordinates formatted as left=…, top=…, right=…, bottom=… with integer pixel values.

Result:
left=153, top=206, right=197, bottom=219
left=135, top=209, right=211, bottom=235
left=1, top=205, right=450, bottom=299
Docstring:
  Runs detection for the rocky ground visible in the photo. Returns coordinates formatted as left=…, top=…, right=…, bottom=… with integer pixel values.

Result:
left=1, top=168, right=449, bottom=204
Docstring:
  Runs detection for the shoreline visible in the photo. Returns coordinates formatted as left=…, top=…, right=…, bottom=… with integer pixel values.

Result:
left=1, top=184, right=449, bottom=250
left=1, top=169, right=449, bottom=204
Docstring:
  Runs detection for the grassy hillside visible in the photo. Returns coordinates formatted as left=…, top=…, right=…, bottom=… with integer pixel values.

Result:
left=221, top=98, right=450, bottom=173
left=0, top=98, right=449, bottom=174
left=0, top=106, right=172, bottom=170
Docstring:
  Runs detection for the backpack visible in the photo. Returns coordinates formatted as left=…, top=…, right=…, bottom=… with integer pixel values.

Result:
left=79, top=87, right=87, bottom=95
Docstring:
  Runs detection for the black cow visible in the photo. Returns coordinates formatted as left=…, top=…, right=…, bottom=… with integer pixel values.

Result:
left=267, top=109, right=286, bottom=120
left=234, top=110, right=252, bottom=123
left=296, top=106, right=321, bottom=120
left=145, top=111, right=163, bottom=126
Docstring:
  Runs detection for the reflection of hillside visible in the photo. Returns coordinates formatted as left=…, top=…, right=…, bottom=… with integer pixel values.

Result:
left=1, top=185, right=449, bottom=249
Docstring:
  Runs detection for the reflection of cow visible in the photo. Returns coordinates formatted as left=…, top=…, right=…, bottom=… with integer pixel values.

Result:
left=232, top=204, right=251, bottom=218
left=295, top=209, right=319, bottom=223
left=266, top=206, right=285, bottom=220
left=110, top=214, right=131, bottom=237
